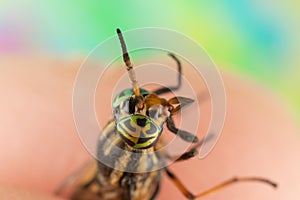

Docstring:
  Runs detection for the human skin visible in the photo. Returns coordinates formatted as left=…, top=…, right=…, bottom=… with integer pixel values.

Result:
left=0, top=56, right=299, bottom=199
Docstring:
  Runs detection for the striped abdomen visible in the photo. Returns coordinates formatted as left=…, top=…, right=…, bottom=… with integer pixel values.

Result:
left=72, top=120, right=162, bottom=200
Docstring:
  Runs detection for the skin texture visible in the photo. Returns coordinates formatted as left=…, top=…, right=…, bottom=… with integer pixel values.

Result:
left=0, top=55, right=299, bottom=199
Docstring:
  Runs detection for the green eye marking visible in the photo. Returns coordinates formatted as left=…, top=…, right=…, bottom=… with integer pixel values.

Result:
left=133, top=137, right=158, bottom=149
left=117, top=115, right=162, bottom=149
left=112, top=88, right=149, bottom=109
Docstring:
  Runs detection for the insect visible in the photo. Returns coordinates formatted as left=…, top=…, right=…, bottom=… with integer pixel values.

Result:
left=58, top=28, right=277, bottom=200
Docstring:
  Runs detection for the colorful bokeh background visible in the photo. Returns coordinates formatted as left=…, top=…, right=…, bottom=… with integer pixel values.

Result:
left=1, top=0, right=299, bottom=119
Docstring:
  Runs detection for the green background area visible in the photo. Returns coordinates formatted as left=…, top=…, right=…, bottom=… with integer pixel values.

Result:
left=1, top=1, right=299, bottom=119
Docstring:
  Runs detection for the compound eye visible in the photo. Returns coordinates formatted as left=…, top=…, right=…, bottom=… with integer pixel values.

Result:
left=121, top=99, right=130, bottom=114
left=113, top=105, right=121, bottom=121
left=148, top=105, right=163, bottom=120
left=148, top=109, right=159, bottom=120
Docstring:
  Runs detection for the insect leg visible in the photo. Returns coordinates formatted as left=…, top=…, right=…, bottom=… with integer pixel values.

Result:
left=166, top=133, right=215, bottom=162
left=168, top=148, right=198, bottom=162
left=166, top=115, right=198, bottom=143
left=165, top=168, right=277, bottom=199
left=153, top=53, right=182, bottom=95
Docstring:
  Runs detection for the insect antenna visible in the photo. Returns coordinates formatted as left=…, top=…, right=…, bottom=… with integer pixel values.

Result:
left=116, top=28, right=140, bottom=97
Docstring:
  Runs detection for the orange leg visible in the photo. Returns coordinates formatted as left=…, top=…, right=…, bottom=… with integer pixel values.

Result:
left=165, top=168, right=277, bottom=199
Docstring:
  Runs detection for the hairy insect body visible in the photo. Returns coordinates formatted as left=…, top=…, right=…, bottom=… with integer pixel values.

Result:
left=71, top=88, right=166, bottom=200
left=66, top=29, right=276, bottom=200
left=96, top=120, right=161, bottom=200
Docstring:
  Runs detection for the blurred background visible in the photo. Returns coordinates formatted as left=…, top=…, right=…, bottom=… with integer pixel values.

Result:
left=1, top=1, right=300, bottom=199
left=1, top=0, right=299, bottom=120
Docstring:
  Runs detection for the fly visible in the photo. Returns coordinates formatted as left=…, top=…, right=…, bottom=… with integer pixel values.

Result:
left=57, top=28, right=277, bottom=200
